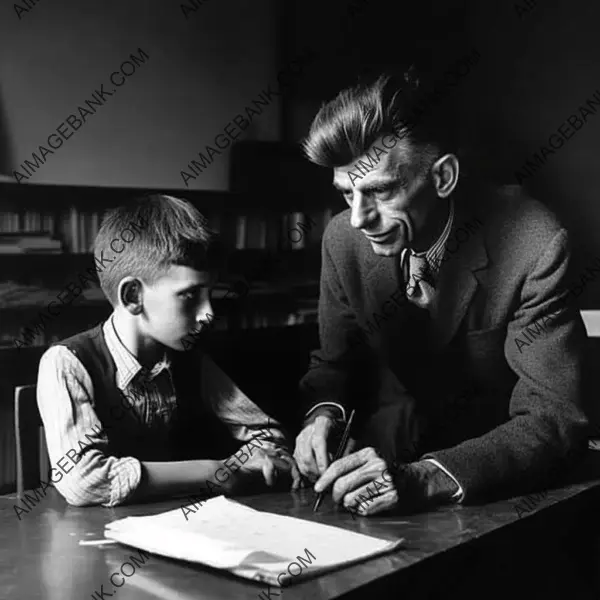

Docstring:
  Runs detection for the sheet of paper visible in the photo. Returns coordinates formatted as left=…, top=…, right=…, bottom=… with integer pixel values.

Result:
left=105, top=496, right=404, bottom=585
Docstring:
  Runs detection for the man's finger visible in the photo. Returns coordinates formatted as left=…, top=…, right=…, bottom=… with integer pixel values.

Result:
left=294, top=436, right=316, bottom=477
left=342, top=477, right=390, bottom=509
left=342, top=437, right=358, bottom=458
left=314, top=450, right=369, bottom=493
left=313, top=436, right=330, bottom=475
left=290, top=462, right=302, bottom=491
left=356, top=489, right=398, bottom=516
left=331, top=466, right=384, bottom=503
left=295, top=447, right=320, bottom=480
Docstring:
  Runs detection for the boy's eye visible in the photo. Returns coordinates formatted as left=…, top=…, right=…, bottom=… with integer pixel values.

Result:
left=180, top=287, right=205, bottom=301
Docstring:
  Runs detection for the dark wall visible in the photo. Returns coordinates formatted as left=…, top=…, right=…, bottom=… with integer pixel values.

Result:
left=285, top=0, right=600, bottom=305
left=0, top=0, right=280, bottom=190
left=3, top=0, right=600, bottom=300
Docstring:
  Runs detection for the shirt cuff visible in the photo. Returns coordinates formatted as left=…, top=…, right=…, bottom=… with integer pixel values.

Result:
left=305, top=402, right=346, bottom=422
left=107, top=457, right=143, bottom=507
left=424, top=458, right=464, bottom=502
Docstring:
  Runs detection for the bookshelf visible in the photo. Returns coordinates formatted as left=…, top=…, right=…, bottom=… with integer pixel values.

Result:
left=0, top=179, right=339, bottom=346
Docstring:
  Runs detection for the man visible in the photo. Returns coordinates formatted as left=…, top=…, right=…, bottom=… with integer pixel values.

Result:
left=292, top=70, right=589, bottom=516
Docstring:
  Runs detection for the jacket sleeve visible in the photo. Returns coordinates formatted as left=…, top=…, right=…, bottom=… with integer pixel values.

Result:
left=296, top=229, right=378, bottom=423
left=426, top=228, right=589, bottom=501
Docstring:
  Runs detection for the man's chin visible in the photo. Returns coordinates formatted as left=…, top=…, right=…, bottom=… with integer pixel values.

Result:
left=369, top=239, right=405, bottom=257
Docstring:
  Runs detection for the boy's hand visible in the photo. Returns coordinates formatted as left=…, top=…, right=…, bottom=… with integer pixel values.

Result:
left=223, top=446, right=302, bottom=493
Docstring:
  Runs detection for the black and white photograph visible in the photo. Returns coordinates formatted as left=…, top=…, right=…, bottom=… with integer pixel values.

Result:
left=1, top=0, right=600, bottom=598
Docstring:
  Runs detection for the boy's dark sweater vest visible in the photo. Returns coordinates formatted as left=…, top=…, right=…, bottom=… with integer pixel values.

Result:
left=59, top=325, right=241, bottom=462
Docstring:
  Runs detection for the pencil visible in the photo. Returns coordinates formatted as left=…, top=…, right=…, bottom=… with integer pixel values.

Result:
left=312, top=409, right=356, bottom=512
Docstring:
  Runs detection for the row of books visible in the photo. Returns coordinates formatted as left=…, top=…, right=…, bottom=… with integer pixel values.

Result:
left=0, top=303, right=318, bottom=349
left=0, top=207, right=99, bottom=254
left=0, top=233, right=62, bottom=254
left=0, top=207, right=334, bottom=254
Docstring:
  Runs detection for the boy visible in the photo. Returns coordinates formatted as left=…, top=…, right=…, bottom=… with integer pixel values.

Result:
left=37, top=194, right=300, bottom=507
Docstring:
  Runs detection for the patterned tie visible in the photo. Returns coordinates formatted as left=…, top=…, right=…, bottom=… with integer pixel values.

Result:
left=403, top=251, right=436, bottom=309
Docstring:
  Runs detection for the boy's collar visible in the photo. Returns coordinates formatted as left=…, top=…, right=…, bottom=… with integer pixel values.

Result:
left=103, top=315, right=172, bottom=391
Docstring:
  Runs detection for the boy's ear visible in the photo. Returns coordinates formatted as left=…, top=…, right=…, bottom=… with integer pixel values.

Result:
left=119, top=278, right=144, bottom=314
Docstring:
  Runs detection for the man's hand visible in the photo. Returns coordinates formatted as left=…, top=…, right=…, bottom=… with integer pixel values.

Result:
left=314, top=447, right=460, bottom=516
left=224, top=445, right=302, bottom=493
left=293, top=415, right=337, bottom=481
left=314, top=447, right=398, bottom=515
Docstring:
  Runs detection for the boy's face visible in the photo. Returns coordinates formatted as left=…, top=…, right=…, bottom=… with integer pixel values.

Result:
left=140, top=264, right=214, bottom=351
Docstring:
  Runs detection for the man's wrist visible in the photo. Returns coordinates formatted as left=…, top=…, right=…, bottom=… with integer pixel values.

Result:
left=303, top=406, right=343, bottom=427
left=389, top=460, right=460, bottom=510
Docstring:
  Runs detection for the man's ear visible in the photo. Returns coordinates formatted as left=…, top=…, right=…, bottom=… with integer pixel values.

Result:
left=118, top=277, right=144, bottom=315
left=430, top=153, right=459, bottom=198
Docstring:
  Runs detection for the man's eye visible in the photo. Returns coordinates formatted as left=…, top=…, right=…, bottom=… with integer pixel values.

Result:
left=374, top=186, right=399, bottom=199
left=371, top=188, right=391, bottom=198
left=181, top=290, right=197, bottom=300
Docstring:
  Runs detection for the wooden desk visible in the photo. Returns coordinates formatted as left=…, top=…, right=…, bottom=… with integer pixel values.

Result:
left=2, top=454, right=600, bottom=600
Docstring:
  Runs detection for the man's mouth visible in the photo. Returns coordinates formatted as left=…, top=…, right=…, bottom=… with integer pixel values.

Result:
left=365, top=229, right=396, bottom=243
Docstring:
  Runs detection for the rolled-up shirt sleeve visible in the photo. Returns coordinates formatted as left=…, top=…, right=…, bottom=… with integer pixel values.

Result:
left=201, top=354, right=291, bottom=451
left=37, top=345, right=142, bottom=507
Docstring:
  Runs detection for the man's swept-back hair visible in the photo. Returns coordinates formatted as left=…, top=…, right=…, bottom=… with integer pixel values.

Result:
left=94, top=194, right=223, bottom=306
left=302, top=67, right=455, bottom=169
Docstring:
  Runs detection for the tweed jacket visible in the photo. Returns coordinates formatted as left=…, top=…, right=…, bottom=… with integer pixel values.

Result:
left=298, top=184, right=589, bottom=502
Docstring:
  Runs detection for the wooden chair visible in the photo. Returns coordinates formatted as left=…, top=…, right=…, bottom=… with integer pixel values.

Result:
left=581, top=311, right=600, bottom=451
left=14, top=384, right=49, bottom=498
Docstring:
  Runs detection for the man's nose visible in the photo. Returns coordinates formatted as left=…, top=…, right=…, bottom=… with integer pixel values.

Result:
left=350, top=195, right=376, bottom=230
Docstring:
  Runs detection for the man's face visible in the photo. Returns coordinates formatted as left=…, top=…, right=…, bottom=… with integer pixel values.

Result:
left=139, top=265, right=214, bottom=351
left=333, top=136, right=438, bottom=257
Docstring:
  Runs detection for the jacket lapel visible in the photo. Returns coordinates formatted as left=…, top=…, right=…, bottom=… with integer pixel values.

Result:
left=357, top=193, right=489, bottom=349
left=429, top=196, right=489, bottom=350
left=363, top=243, right=408, bottom=330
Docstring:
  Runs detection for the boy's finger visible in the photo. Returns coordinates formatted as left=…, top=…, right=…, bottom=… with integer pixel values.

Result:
left=262, top=461, right=276, bottom=487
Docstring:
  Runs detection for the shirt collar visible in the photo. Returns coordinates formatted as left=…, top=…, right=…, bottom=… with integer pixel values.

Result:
left=102, top=314, right=172, bottom=391
left=405, top=197, right=455, bottom=266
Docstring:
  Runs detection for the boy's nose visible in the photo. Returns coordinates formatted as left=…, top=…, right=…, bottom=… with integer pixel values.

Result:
left=196, top=301, right=213, bottom=325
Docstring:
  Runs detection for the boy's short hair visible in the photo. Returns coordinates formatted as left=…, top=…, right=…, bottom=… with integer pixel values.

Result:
left=93, top=194, right=224, bottom=306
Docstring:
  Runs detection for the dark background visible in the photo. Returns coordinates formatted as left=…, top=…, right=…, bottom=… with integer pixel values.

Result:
left=1, top=0, right=600, bottom=488
left=2, top=0, right=600, bottom=278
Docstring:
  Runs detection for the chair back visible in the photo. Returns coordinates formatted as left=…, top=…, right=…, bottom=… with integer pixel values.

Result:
left=14, top=384, right=49, bottom=498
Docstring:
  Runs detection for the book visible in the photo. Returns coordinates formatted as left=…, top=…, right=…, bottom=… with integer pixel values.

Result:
left=288, top=212, right=305, bottom=250
left=70, top=205, right=79, bottom=253
left=246, top=216, right=267, bottom=249
left=90, top=211, right=99, bottom=251
left=235, top=215, right=248, bottom=250
left=104, top=496, right=404, bottom=587
left=280, top=213, right=290, bottom=250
